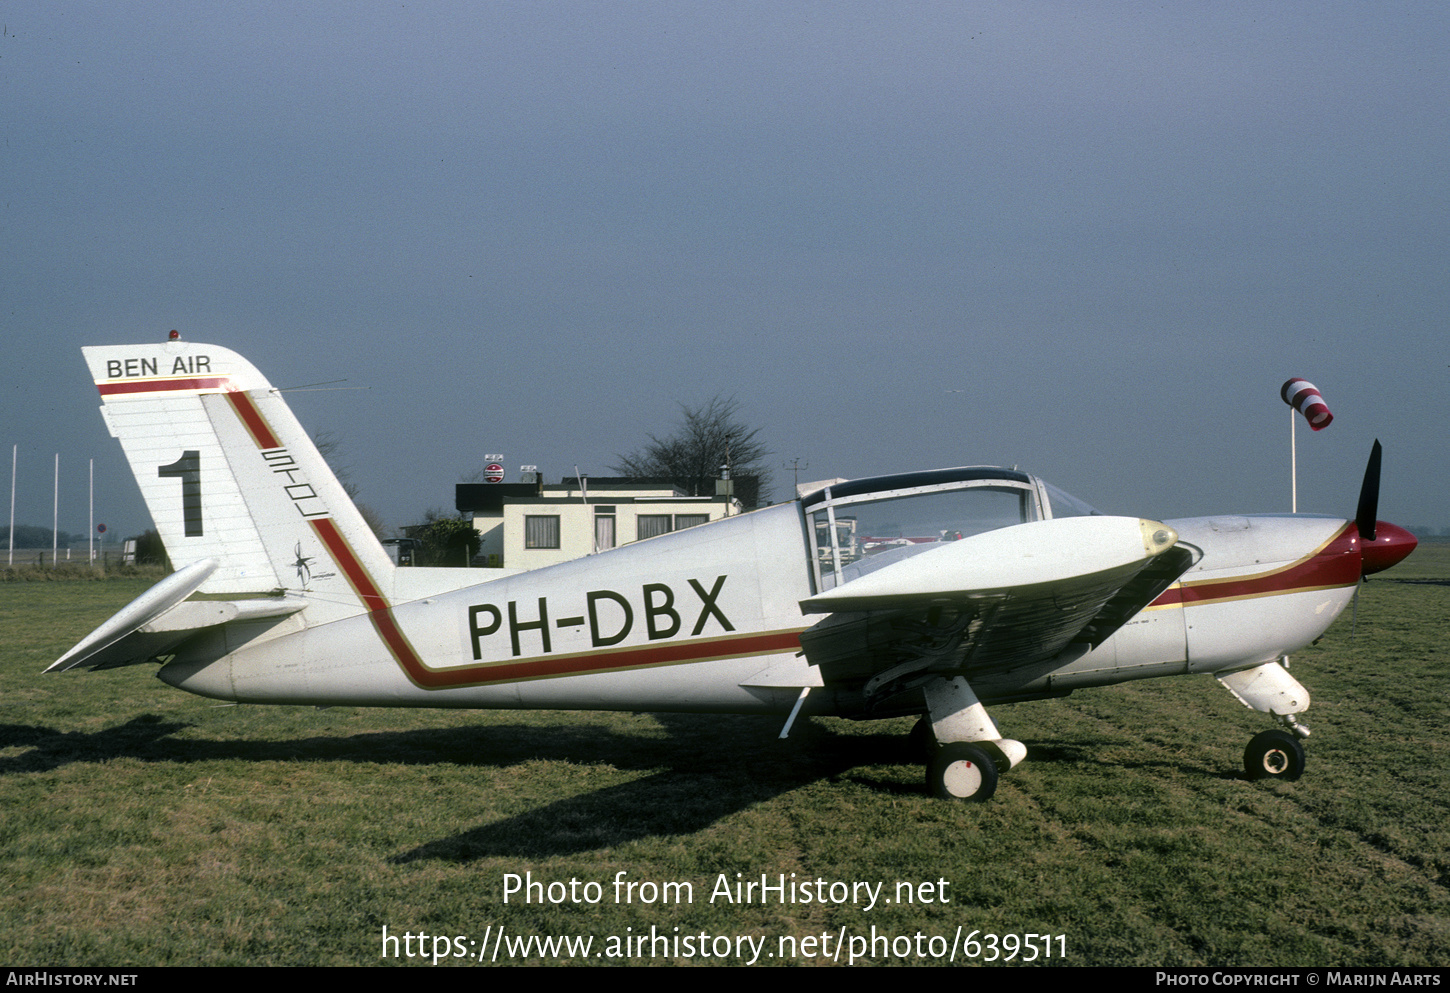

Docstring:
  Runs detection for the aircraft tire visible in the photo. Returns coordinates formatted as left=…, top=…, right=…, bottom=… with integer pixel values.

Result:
left=1243, top=729, right=1305, bottom=782
left=928, top=743, right=998, bottom=802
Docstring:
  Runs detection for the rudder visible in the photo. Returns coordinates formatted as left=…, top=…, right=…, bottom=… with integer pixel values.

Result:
left=86, top=339, right=393, bottom=616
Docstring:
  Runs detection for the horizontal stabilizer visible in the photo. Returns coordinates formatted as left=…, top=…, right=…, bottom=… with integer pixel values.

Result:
left=47, top=559, right=305, bottom=672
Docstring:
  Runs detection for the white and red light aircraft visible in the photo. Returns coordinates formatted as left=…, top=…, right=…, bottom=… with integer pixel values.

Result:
left=53, top=338, right=1418, bottom=801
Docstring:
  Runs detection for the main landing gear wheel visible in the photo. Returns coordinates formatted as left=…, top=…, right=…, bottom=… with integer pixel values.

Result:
left=1243, top=729, right=1306, bottom=782
left=928, top=743, right=998, bottom=802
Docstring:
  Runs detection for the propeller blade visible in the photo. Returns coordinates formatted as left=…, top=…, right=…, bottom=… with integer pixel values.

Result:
left=1351, top=440, right=1417, bottom=578
left=1355, top=440, right=1381, bottom=543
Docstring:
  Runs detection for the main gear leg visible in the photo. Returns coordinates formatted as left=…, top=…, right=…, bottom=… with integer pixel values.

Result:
left=920, top=676, right=1026, bottom=801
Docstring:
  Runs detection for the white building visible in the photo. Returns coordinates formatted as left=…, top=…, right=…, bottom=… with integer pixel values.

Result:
left=456, top=477, right=743, bottom=570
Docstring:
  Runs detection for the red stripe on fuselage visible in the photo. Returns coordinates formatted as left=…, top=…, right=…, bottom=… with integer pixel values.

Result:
left=1151, top=523, right=1359, bottom=608
left=305, top=515, right=448, bottom=687
left=309, top=516, right=390, bottom=613
left=459, top=629, right=806, bottom=686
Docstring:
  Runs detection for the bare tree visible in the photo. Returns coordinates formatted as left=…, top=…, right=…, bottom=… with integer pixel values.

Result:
left=312, top=431, right=391, bottom=540
left=612, top=396, right=772, bottom=506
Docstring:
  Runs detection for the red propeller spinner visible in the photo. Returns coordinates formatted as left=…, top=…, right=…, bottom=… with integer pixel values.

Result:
left=1354, top=441, right=1417, bottom=576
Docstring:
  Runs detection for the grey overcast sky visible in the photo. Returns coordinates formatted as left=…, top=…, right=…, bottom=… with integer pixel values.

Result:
left=3, top=2, right=1446, bottom=542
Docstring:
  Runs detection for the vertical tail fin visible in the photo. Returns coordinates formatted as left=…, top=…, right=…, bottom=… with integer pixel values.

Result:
left=85, top=341, right=393, bottom=617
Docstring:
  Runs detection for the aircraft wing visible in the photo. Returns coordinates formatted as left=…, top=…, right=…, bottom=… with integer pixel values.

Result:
left=797, top=517, right=1196, bottom=698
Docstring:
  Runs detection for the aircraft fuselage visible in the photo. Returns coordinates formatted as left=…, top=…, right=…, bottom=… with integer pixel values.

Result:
left=158, top=506, right=1365, bottom=716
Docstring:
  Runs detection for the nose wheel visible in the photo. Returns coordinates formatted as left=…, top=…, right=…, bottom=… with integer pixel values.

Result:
left=1243, top=729, right=1305, bottom=781
left=928, top=742, right=999, bottom=801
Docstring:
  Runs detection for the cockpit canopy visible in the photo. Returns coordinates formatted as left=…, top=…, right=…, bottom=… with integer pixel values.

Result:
left=800, top=466, right=1102, bottom=592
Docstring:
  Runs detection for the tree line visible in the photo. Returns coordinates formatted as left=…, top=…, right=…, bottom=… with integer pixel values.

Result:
left=1, top=525, right=79, bottom=547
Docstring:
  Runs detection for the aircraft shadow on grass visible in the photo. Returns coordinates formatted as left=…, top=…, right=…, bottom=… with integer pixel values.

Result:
left=0, top=711, right=921, bottom=856
left=390, top=714, right=900, bottom=863
left=0, top=712, right=862, bottom=776
left=2, top=710, right=1247, bottom=858
left=394, top=722, right=1247, bottom=863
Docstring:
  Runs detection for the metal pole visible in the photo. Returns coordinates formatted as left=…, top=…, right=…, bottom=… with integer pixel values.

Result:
left=52, top=453, right=59, bottom=568
left=89, top=458, right=95, bottom=565
left=1289, top=406, right=1297, bottom=514
left=8, top=444, right=14, bottom=567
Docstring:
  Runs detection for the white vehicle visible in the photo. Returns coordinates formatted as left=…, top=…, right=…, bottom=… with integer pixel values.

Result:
left=53, top=337, right=1418, bottom=801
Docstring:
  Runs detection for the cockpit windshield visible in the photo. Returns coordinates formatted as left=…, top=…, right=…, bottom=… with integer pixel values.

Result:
left=1043, top=482, right=1104, bottom=519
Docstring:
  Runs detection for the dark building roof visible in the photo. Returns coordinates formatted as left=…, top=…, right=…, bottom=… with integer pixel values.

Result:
left=455, top=481, right=542, bottom=514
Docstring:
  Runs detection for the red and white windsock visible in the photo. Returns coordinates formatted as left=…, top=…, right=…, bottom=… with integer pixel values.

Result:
left=1281, top=378, right=1333, bottom=430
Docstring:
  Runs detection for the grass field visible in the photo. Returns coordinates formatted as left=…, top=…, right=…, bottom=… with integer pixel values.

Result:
left=2, top=547, right=1447, bottom=966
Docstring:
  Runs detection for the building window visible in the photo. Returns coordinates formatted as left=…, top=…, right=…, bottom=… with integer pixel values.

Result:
left=673, top=514, right=709, bottom=531
left=524, top=515, right=561, bottom=549
left=595, top=514, right=616, bottom=550
left=637, top=514, right=673, bottom=540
